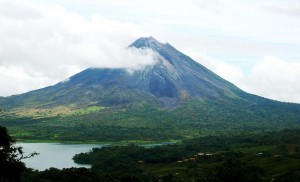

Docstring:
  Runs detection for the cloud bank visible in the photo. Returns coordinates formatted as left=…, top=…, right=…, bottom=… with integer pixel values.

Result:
left=190, top=54, right=300, bottom=103
left=0, top=1, right=156, bottom=96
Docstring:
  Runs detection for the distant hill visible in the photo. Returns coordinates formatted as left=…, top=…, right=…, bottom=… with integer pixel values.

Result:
left=0, top=37, right=299, bottom=141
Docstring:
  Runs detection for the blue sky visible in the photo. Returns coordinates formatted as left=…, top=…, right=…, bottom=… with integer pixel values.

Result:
left=0, top=0, right=300, bottom=103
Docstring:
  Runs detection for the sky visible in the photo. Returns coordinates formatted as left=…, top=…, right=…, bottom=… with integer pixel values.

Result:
left=0, top=0, right=300, bottom=103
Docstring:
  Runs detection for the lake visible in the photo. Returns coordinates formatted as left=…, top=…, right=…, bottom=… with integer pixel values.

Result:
left=18, top=142, right=175, bottom=171
left=18, top=143, right=107, bottom=171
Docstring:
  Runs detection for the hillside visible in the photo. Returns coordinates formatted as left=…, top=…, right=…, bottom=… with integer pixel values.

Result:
left=0, top=37, right=300, bottom=141
left=1, top=37, right=244, bottom=110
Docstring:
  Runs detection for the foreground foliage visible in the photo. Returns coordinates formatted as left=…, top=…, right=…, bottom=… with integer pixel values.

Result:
left=0, top=126, right=37, bottom=182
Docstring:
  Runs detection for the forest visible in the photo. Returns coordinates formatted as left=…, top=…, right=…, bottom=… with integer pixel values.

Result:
left=2, top=99, right=300, bottom=143
left=1, top=125, right=300, bottom=182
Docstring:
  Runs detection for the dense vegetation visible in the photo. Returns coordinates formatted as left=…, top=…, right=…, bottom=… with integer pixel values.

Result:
left=70, top=129, right=300, bottom=181
left=1, top=99, right=300, bottom=142
left=0, top=126, right=37, bottom=182
left=1, top=125, right=300, bottom=181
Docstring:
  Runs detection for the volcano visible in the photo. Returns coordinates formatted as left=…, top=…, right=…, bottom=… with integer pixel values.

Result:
left=0, top=37, right=300, bottom=141
left=1, top=37, right=247, bottom=109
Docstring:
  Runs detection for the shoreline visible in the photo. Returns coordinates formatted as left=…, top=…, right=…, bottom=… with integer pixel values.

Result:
left=17, top=139, right=180, bottom=145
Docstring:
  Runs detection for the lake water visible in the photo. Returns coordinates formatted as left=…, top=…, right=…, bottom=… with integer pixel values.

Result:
left=18, top=142, right=175, bottom=171
left=18, top=143, right=107, bottom=171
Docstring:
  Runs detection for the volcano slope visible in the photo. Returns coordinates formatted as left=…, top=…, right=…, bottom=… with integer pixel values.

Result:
left=0, top=37, right=300, bottom=142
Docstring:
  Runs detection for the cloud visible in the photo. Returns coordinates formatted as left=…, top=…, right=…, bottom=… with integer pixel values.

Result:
left=0, top=65, right=58, bottom=96
left=0, top=1, right=41, bottom=20
left=264, top=5, right=300, bottom=19
left=241, top=56, right=300, bottom=103
left=191, top=54, right=300, bottom=103
left=0, top=1, right=156, bottom=96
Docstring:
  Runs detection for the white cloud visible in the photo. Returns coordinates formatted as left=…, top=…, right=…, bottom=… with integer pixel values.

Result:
left=0, top=65, right=58, bottom=96
left=241, top=56, right=300, bottom=103
left=191, top=54, right=300, bottom=103
left=0, top=1, right=155, bottom=96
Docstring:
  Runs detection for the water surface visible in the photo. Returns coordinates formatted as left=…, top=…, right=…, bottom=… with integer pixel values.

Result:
left=18, top=141, right=174, bottom=171
left=18, top=143, right=106, bottom=171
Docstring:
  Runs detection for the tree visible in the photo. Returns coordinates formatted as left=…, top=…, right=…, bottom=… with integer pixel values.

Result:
left=213, top=157, right=263, bottom=182
left=0, top=126, right=37, bottom=182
